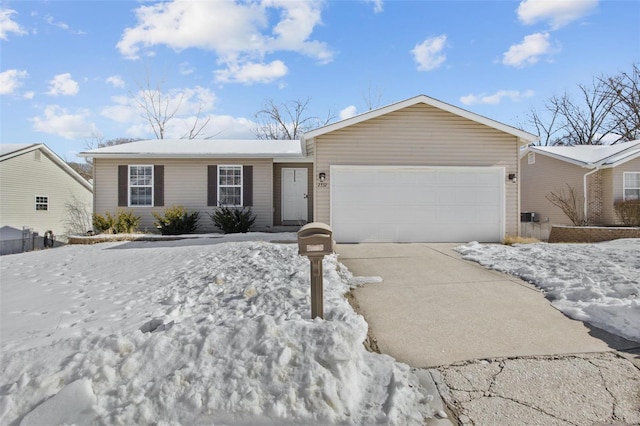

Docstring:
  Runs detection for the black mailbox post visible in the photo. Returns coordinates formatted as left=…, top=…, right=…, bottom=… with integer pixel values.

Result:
left=297, top=222, right=334, bottom=319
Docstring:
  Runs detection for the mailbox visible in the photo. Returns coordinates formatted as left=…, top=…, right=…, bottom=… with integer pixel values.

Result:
left=297, top=222, right=334, bottom=257
left=297, top=222, right=334, bottom=319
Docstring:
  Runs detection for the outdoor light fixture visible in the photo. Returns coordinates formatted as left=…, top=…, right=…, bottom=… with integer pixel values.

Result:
left=508, top=173, right=517, bottom=183
left=319, top=172, right=326, bottom=182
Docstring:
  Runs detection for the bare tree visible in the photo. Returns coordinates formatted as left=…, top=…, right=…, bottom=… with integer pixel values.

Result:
left=252, top=98, right=335, bottom=140
left=362, top=84, right=384, bottom=111
left=131, top=75, right=211, bottom=140
left=527, top=65, right=638, bottom=146
left=527, top=105, right=563, bottom=146
left=546, top=185, right=584, bottom=225
left=600, top=63, right=640, bottom=141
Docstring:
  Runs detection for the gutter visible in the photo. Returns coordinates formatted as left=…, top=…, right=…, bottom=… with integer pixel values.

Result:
left=583, top=166, right=600, bottom=224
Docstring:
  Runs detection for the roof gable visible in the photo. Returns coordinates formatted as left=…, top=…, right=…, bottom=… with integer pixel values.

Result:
left=1, top=143, right=93, bottom=191
left=303, top=94, right=539, bottom=143
left=527, top=140, right=640, bottom=168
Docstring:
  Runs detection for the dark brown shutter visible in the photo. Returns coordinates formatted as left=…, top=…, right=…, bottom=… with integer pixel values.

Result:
left=118, top=165, right=128, bottom=206
left=243, top=165, right=253, bottom=207
left=207, top=165, right=217, bottom=206
left=154, top=165, right=164, bottom=206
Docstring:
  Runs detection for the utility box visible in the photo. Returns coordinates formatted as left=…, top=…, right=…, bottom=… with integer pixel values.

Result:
left=521, top=212, right=538, bottom=222
left=297, top=222, right=334, bottom=319
left=298, top=222, right=334, bottom=257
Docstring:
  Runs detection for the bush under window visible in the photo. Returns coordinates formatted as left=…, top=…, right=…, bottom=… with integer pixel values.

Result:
left=209, top=206, right=256, bottom=234
left=614, top=199, right=640, bottom=226
left=93, top=209, right=140, bottom=234
left=153, top=205, right=200, bottom=235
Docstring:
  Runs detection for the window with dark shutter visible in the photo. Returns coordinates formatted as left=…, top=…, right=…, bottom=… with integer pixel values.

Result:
left=243, top=165, right=253, bottom=207
left=154, top=165, right=164, bottom=206
left=118, top=165, right=128, bottom=206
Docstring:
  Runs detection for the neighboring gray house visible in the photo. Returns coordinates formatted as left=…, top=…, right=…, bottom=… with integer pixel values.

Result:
left=520, top=140, right=640, bottom=240
left=81, top=95, right=538, bottom=243
left=0, top=144, right=93, bottom=253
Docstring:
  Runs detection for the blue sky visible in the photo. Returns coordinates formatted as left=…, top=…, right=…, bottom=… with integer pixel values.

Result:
left=1, top=0, right=638, bottom=162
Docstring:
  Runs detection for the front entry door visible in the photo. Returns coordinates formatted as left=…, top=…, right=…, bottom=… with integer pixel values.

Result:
left=282, top=168, right=308, bottom=223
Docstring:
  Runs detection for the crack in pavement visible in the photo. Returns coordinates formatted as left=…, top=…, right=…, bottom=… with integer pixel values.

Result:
left=433, top=353, right=640, bottom=426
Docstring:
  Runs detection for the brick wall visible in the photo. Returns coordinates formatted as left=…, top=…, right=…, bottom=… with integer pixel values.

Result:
left=548, top=225, right=640, bottom=243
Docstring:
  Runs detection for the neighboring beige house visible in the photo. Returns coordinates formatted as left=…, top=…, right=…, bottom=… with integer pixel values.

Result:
left=81, top=95, right=538, bottom=243
left=520, top=140, right=640, bottom=240
left=0, top=144, right=93, bottom=252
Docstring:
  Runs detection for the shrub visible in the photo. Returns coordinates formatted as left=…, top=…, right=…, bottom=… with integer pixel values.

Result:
left=614, top=199, right=640, bottom=226
left=209, top=205, right=256, bottom=234
left=153, top=205, right=200, bottom=235
left=502, top=235, right=540, bottom=245
left=92, top=209, right=140, bottom=234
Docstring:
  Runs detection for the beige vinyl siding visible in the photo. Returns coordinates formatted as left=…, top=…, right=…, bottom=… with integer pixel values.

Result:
left=94, top=158, right=273, bottom=232
left=273, top=163, right=313, bottom=225
left=606, top=158, right=640, bottom=224
left=314, top=103, right=521, bottom=236
left=0, top=149, right=93, bottom=239
left=520, top=153, right=587, bottom=225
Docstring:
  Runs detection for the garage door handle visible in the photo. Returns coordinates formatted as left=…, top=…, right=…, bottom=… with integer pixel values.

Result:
left=304, top=194, right=308, bottom=199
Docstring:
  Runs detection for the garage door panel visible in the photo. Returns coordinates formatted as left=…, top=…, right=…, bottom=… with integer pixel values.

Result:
left=331, top=166, right=504, bottom=243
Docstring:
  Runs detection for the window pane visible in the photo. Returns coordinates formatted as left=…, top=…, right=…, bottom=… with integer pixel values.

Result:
left=220, top=187, right=241, bottom=206
left=625, top=173, right=640, bottom=188
left=625, top=189, right=640, bottom=201
left=131, top=187, right=152, bottom=206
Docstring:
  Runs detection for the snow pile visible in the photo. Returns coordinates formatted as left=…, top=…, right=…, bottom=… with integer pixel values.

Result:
left=456, top=239, right=640, bottom=342
left=1, top=236, right=434, bottom=425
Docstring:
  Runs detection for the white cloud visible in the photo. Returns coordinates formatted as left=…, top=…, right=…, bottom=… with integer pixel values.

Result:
left=117, top=0, right=331, bottom=83
left=0, top=69, right=28, bottom=95
left=31, top=105, right=97, bottom=139
left=106, top=75, right=125, bottom=88
left=502, top=32, right=557, bottom=68
left=214, top=60, right=288, bottom=84
left=23, top=91, right=35, bottom=99
left=365, top=0, right=384, bottom=14
left=179, top=62, right=194, bottom=75
left=517, top=0, right=598, bottom=29
left=460, top=89, right=535, bottom=106
left=47, top=73, right=80, bottom=96
left=411, top=35, right=447, bottom=71
left=0, top=8, right=26, bottom=40
left=339, top=105, right=358, bottom=120
left=44, top=15, right=86, bottom=35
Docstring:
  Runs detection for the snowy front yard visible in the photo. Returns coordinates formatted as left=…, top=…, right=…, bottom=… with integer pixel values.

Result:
left=1, top=234, right=434, bottom=426
left=457, top=239, right=640, bottom=343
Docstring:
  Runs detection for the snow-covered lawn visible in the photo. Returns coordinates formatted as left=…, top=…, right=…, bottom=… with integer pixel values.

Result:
left=1, top=234, right=436, bottom=426
left=456, top=239, right=640, bottom=343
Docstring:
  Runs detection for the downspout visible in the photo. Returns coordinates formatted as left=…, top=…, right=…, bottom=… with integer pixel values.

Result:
left=583, top=166, right=600, bottom=225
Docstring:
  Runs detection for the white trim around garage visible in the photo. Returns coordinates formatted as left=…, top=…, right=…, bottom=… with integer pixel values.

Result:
left=329, top=165, right=506, bottom=243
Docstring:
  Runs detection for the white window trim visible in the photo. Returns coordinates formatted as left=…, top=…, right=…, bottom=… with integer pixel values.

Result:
left=128, top=165, right=154, bottom=207
left=623, top=171, right=640, bottom=201
left=527, top=152, right=535, bottom=165
left=35, top=195, right=49, bottom=211
left=218, top=165, right=243, bottom=207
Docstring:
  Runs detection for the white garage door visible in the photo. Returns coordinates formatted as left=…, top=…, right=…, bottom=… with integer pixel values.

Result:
left=330, top=166, right=505, bottom=243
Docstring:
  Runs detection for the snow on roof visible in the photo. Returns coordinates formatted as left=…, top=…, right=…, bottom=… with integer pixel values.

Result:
left=530, top=140, right=640, bottom=167
left=79, top=139, right=304, bottom=158
left=0, top=143, right=39, bottom=158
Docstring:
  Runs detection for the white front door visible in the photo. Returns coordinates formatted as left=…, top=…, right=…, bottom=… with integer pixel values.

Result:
left=282, top=168, right=308, bottom=222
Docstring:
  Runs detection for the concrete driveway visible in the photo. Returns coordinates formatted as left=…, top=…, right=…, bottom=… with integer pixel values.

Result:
left=336, top=243, right=635, bottom=368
